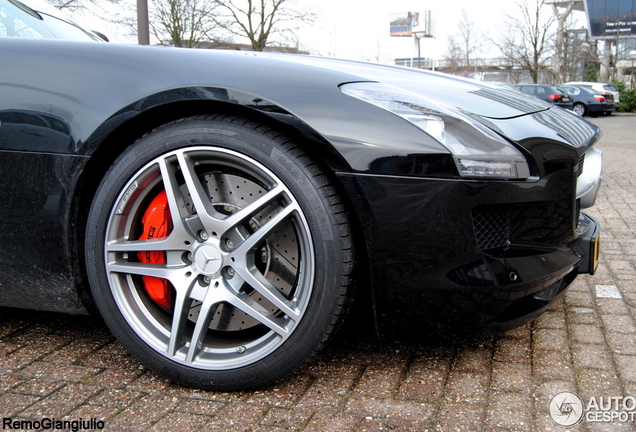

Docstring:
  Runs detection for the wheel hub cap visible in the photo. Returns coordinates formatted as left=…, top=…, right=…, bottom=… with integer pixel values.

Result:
left=193, top=243, right=223, bottom=276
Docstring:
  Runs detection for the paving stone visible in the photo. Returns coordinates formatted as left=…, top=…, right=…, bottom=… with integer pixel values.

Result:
left=344, top=398, right=435, bottom=421
left=576, top=369, right=623, bottom=401
left=491, top=361, right=531, bottom=393
left=0, top=393, right=40, bottom=417
left=295, top=374, right=357, bottom=414
left=533, top=348, right=575, bottom=381
left=0, top=373, right=24, bottom=392
left=504, top=323, right=533, bottom=339
left=493, top=337, right=531, bottom=363
left=148, top=412, right=209, bottom=432
left=303, top=412, right=361, bottom=432
left=202, top=401, right=265, bottom=431
left=533, top=328, right=569, bottom=351
left=259, top=406, right=313, bottom=429
left=571, top=344, right=615, bottom=370
left=240, top=375, right=313, bottom=409
left=606, top=332, right=636, bottom=355
left=601, top=314, right=636, bottom=334
left=396, top=363, right=448, bottom=404
left=19, top=383, right=102, bottom=418
left=434, top=402, right=485, bottom=432
left=92, top=367, right=145, bottom=388
left=570, top=324, right=607, bottom=344
left=485, top=392, right=533, bottom=431
left=564, top=290, right=596, bottom=307
left=174, top=398, right=224, bottom=416
left=17, top=361, right=101, bottom=382
left=534, top=310, right=567, bottom=329
left=359, top=417, right=430, bottom=432
left=596, top=299, right=632, bottom=316
left=12, top=380, right=68, bottom=401
left=614, top=355, right=636, bottom=383
left=353, top=362, right=407, bottom=399
left=89, top=388, right=145, bottom=409
left=65, top=403, right=120, bottom=422
left=452, top=346, right=493, bottom=372
left=107, top=394, right=181, bottom=430
left=443, top=372, right=489, bottom=405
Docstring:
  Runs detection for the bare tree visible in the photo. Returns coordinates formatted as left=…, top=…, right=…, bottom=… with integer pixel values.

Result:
left=493, top=0, right=555, bottom=83
left=559, top=26, right=587, bottom=82
left=456, top=10, right=482, bottom=69
left=443, top=36, right=464, bottom=74
left=551, top=0, right=576, bottom=83
left=46, top=0, right=92, bottom=12
left=443, top=10, right=483, bottom=76
left=151, top=0, right=217, bottom=47
left=46, top=0, right=120, bottom=13
left=212, top=0, right=313, bottom=51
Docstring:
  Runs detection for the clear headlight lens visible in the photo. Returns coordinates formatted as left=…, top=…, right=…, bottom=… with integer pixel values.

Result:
left=340, top=82, right=530, bottom=179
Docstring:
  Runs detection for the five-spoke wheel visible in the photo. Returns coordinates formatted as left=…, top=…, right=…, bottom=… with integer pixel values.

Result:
left=86, top=116, right=354, bottom=390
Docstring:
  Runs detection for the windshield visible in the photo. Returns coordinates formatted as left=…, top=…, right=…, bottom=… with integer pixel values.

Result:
left=0, top=0, right=101, bottom=41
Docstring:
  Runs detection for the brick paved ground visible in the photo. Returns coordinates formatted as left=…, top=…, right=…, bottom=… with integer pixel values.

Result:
left=1, top=115, right=635, bottom=431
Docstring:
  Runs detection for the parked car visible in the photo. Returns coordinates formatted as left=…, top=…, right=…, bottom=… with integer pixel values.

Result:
left=563, top=81, right=620, bottom=105
left=0, top=0, right=603, bottom=390
left=513, top=84, right=574, bottom=110
left=559, top=85, right=616, bottom=117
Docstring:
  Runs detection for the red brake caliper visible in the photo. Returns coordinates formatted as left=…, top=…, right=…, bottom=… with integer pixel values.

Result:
left=137, top=190, right=174, bottom=309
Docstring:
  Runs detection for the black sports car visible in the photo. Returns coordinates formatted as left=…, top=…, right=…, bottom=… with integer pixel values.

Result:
left=1, top=0, right=602, bottom=390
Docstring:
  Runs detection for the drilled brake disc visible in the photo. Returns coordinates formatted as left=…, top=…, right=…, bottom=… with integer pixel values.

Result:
left=181, top=172, right=299, bottom=331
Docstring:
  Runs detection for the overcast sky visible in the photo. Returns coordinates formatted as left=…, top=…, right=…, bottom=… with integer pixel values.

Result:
left=73, top=0, right=588, bottom=63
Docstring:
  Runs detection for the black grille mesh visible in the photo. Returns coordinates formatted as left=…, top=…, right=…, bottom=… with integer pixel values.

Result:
left=577, top=154, right=585, bottom=177
left=472, top=206, right=510, bottom=250
left=473, top=200, right=575, bottom=250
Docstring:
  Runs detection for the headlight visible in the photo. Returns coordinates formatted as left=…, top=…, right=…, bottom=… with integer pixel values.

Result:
left=340, top=82, right=530, bottom=179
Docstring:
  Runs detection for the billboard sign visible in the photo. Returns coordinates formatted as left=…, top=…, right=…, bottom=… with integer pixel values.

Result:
left=390, top=12, right=420, bottom=37
left=585, top=0, right=636, bottom=38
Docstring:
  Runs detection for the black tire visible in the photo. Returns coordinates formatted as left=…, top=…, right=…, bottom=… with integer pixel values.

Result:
left=85, top=115, right=354, bottom=390
left=573, top=103, right=587, bottom=117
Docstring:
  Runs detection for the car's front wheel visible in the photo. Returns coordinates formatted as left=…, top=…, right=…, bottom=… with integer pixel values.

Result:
left=85, top=115, right=354, bottom=390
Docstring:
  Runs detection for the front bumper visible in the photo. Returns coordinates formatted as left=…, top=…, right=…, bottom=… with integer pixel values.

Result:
left=337, top=168, right=601, bottom=335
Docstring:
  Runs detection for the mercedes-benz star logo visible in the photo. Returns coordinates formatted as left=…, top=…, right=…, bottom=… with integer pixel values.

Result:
left=193, top=244, right=223, bottom=275
left=549, top=391, right=584, bottom=427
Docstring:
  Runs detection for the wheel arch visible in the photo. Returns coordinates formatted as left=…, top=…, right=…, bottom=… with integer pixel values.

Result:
left=70, top=90, right=369, bottom=313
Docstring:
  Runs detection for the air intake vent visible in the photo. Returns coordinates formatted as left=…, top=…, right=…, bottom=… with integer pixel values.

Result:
left=472, top=206, right=510, bottom=250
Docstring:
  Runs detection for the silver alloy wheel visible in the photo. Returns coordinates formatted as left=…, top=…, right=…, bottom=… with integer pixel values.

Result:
left=573, top=103, right=586, bottom=116
left=103, top=146, right=314, bottom=370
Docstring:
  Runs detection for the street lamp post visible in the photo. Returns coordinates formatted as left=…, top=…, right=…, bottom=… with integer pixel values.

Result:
left=413, top=29, right=427, bottom=68
left=413, top=27, right=433, bottom=69
left=137, top=0, right=150, bottom=45
left=630, top=50, right=636, bottom=90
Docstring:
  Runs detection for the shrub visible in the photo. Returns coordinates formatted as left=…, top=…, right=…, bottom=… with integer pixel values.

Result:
left=619, top=89, right=636, bottom=112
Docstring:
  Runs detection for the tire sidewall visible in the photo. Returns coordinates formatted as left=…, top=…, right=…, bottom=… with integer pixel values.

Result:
left=86, top=116, right=344, bottom=390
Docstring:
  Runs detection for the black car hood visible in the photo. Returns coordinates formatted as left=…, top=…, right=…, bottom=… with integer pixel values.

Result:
left=252, top=53, right=551, bottom=120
